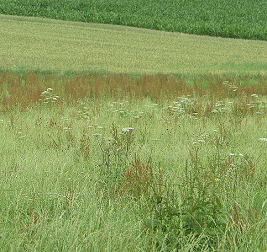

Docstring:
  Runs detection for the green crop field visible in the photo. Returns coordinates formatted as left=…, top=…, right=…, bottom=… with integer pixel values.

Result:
left=1, top=1, right=267, bottom=251
left=0, top=0, right=266, bottom=41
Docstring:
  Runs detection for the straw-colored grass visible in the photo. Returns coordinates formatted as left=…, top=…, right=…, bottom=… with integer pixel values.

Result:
left=1, top=14, right=267, bottom=75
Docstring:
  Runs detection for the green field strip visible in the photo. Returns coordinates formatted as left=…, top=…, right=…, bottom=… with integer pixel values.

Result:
left=1, top=14, right=267, bottom=75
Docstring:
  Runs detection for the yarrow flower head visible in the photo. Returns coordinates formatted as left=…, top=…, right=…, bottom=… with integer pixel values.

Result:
left=41, top=90, right=50, bottom=96
left=40, top=88, right=59, bottom=104
left=230, top=153, right=244, bottom=157
left=92, top=133, right=102, bottom=137
left=41, top=88, right=53, bottom=96
left=122, top=127, right=134, bottom=133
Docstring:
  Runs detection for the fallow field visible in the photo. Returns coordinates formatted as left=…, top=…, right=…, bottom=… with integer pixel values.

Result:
left=1, top=2, right=267, bottom=251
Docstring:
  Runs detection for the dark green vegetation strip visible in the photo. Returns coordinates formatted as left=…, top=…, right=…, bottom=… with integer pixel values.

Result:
left=0, top=0, right=266, bottom=41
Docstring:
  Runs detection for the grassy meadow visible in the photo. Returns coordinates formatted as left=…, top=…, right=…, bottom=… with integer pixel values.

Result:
left=1, top=14, right=267, bottom=76
left=1, top=2, right=267, bottom=251
left=1, top=72, right=267, bottom=251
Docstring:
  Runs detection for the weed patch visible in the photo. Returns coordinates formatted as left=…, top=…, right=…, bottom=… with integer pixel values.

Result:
left=1, top=72, right=267, bottom=250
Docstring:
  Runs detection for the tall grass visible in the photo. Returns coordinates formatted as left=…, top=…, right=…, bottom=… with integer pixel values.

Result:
left=0, top=0, right=266, bottom=41
left=1, top=72, right=267, bottom=250
left=1, top=72, right=267, bottom=111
